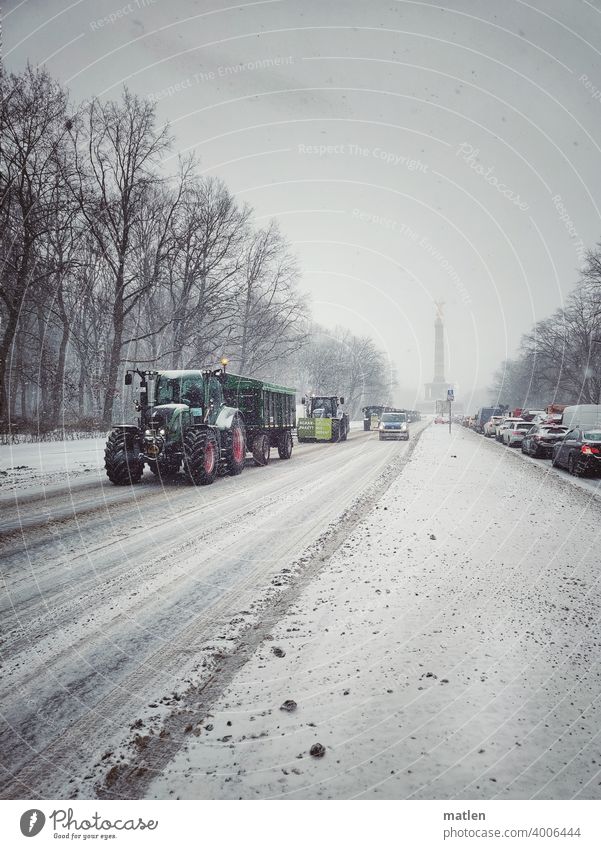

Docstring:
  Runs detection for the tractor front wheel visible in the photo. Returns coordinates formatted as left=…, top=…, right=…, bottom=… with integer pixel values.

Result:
left=227, top=416, right=246, bottom=476
left=278, top=430, right=293, bottom=459
left=104, top=429, right=144, bottom=486
left=252, top=434, right=270, bottom=466
left=183, top=430, right=219, bottom=485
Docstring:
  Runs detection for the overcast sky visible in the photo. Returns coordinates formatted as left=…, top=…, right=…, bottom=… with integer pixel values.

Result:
left=5, top=0, right=601, bottom=408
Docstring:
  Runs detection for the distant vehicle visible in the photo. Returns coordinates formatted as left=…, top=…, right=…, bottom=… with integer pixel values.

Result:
left=520, top=409, right=546, bottom=423
left=362, top=405, right=387, bottom=431
left=544, top=403, right=567, bottom=424
left=434, top=415, right=449, bottom=425
left=503, top=421, right=533, bottom=446
left=560, top=405, right=601, bottom=432
left=496, top=417, right=524, bottom=442
left=521, top=424, right=568, bottom=458
left=484, top=415, right=505, bottom=437
left=379, top=410, right=409, bottom=441
left=473, top=406, right=507, bottom=434
left=551, top=426, right=601, bottom=476
left=298, top=395, right=349, bottom=442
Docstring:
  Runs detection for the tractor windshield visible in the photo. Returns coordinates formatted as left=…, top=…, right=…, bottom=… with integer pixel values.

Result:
left=156, top=374, right=205, bottom=406
left=314, top=398, right=334, bottom=417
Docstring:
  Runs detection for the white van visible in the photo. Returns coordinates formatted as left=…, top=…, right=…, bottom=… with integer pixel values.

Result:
left=561, top=405, right=601, bottom=430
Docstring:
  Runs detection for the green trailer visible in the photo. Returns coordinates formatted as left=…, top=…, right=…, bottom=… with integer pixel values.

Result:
left=222, top=373, right=296, bottom=465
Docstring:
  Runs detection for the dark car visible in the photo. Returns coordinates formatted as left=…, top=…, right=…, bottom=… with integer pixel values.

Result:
left=521, top=424, right=568, bottom=458
left=551, top=427, right=601, bottom=476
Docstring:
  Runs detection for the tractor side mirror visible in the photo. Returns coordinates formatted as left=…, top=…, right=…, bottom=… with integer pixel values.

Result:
left=124, top=373, right=132, bottom=386
left=340, top=397, right=345, bottom=405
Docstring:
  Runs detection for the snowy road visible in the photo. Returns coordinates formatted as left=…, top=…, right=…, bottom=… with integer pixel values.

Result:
left=0, top=424, right=424, bottom=799
left=3, top=420, right=601, bottom=801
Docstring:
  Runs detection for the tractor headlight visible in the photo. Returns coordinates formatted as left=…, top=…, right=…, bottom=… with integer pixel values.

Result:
left=159, top=428, right=166, bottom=436
left=379, top=424, right=385, bottom=430
left=145, top=429, right=151, bottom=436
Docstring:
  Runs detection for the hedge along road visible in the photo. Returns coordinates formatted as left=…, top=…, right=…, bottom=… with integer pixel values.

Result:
left=0, top=421, right=428, bottom=799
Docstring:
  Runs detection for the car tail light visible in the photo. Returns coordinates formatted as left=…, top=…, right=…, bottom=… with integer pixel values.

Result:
left=581, top=445, right=600, bottom=455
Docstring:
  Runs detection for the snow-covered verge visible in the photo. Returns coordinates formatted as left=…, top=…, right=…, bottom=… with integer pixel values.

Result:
left=149, top=424, right=601, bottom=800
left=0, top=437, right=107, bottom=494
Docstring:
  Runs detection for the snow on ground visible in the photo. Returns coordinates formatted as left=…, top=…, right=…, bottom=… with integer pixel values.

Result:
left=0, top=437, right=107, bottom=495
left=149, top=423, right=601, bottom=800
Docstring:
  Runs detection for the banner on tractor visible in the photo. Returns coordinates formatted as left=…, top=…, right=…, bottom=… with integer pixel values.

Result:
left=297, top=418, right=333, bottom=440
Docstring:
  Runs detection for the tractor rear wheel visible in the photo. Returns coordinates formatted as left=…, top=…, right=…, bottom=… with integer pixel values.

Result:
left=252, top=434, right=270, bottom=466
left=227, top=415, right=246, bottom=476
left=331, top=420, right=341, bottom=442
left=183, top=430, right=219, bottom=485
left=104, top=429, right=143, bottom=486
left=278, top=430, right=293, bottom=459
left=340, top=418, right=348, bottom=441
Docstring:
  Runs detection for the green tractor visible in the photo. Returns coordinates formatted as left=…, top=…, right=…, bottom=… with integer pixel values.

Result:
left=297, top=395, right=349, bottom=443
left=104, top=361, right=296, bottom=486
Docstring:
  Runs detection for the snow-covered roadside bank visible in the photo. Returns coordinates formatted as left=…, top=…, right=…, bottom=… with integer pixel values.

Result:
left=0, top=437, right=107, bottom=495
left=149, top=424, right=601, bottom=800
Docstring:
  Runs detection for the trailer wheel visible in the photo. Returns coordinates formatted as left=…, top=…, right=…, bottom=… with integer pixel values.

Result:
left=278, top=430, right=293, bottom=459
left=105, top=429, right=143, bottom=486
left=183, top=430, right=219, bottom=485
left=252, top=434, right=270, bottom=466
left=363, top=420, right=370, bottom=431
left=227, top=416, right=246, bottom=476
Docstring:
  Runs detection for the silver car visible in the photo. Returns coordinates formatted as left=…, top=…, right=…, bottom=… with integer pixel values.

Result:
left=504, top=421, right=533, bottom=446
left=379, top=411, right=409, bottom=441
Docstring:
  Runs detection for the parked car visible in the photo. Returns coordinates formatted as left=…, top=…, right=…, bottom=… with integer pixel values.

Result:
left=496, top=417, right=524, bottom=442
left=378, top=411, right=409, bottom=441
left=551, top=427, right=601, bottom=476
left=521, top=424, right=568, bottom=457
left=503, top=421, right=533, bottom=446
left=484, top=415, right=504, bottom=438
left=434, top=415, right=449, bottom=424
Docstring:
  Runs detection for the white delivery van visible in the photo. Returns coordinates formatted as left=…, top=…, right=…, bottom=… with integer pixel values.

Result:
left=561, top=405, right=601, bottom=430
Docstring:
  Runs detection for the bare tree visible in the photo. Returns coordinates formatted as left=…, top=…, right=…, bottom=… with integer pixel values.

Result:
left=68, top=89, right=172, bottom=424
left=0, top=64, right=71, bottom=420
